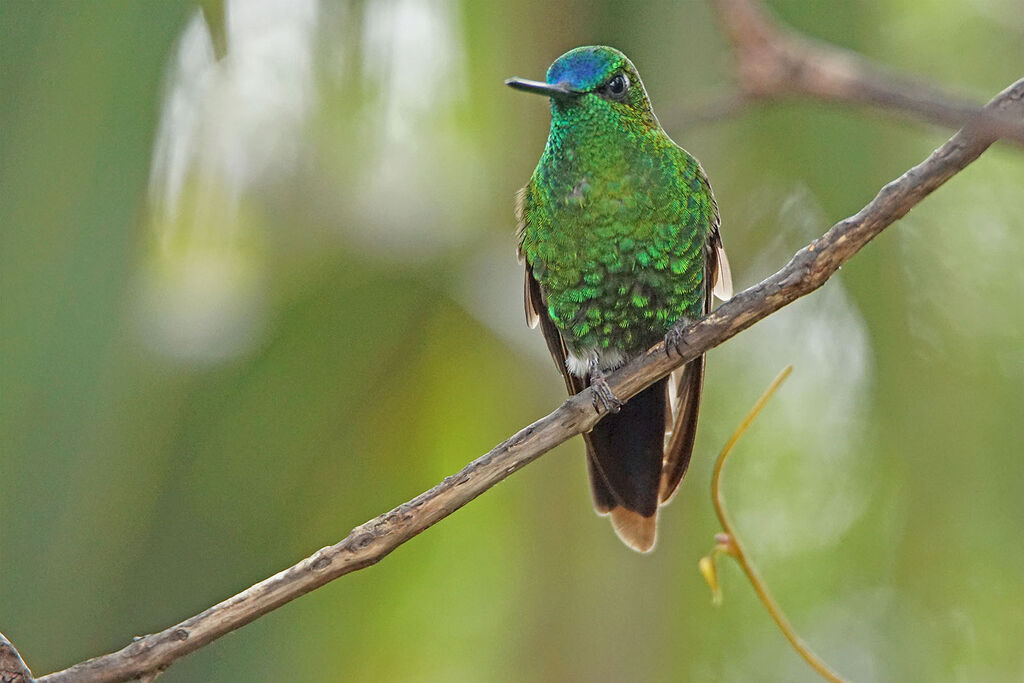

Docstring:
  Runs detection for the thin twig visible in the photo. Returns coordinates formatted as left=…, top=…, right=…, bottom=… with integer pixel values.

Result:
left=706, top=0, right=1024, bottom=146
left=35, top=77, right=1024, bottom=683
left=702, top=367, right=847, bottom=683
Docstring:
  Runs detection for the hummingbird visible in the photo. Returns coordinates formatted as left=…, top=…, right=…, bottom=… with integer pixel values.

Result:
left=507, top=46, right=732, bottom=552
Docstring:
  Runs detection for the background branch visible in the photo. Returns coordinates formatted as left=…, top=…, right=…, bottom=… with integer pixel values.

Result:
left=35, top=77, right=1024, bottom=683
left=676, top=0, right=1024, bottom=146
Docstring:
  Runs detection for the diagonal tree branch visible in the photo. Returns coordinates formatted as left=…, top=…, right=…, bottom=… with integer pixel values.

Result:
left=686, top=0, right=1024, bottom=146
left=36, top=76, right=1024, bottom=683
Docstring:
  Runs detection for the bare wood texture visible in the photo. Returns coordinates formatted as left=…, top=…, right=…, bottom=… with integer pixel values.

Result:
left=0, top=631, right=34, bottom=683
left=706, top=0, right=1024, bottom=146
left=37, top=77, right=1024, bottom=683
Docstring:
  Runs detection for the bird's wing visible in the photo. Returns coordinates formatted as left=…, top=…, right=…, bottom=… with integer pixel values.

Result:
left=658, top=276, right=708, bottom=504
left=695, top=163, right=733, bottom=301
left=709, top=225, right=733, bottom=301
left=659, top=172, right=731, bottom=502
left=524, top=265, right=581, bottom=395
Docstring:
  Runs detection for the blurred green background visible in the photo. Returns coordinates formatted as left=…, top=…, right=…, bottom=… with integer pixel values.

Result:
left=2, top=1, right=1022, bottom=680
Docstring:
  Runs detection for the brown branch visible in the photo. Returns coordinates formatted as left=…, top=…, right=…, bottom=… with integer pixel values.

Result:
left=35, top=76, right=1024, bottom=683
left=0, top=631, right=34, bottom=683
left=701, top=0, right=1024, bottom=146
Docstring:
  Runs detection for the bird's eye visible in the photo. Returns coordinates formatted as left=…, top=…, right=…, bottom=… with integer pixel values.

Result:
left=603, top=73, right=629, bottom=99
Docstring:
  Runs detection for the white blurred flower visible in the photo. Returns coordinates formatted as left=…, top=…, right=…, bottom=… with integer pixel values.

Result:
left=141, top=0, right=319, bottom=364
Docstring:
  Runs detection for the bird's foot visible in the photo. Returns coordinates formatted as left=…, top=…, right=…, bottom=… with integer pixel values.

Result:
left=664, top=317, right=693, bottom=358
left=588, top=362, right=623, bottom=414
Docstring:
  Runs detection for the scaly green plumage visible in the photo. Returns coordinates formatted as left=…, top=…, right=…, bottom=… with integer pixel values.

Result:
left=508, top=46, right=731, bottom=552
left=515, top=47, right=718, bottom=358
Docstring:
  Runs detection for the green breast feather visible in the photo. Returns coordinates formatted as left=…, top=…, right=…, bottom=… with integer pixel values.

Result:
left=519, top=132, right=715, bottom=356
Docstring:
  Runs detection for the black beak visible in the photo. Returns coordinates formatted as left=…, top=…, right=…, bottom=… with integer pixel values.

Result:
left=505, top=78, right=575, bottom=100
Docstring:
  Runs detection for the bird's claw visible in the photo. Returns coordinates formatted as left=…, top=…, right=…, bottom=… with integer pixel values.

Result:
left=664, top=319, right=691, bottom=358
left=589, top=366, right=623, bottom=414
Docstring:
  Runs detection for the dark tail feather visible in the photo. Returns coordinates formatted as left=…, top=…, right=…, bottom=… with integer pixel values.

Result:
left=586, top=446, right=615, bottom=515
left=586, top=378, right=668, bottom=552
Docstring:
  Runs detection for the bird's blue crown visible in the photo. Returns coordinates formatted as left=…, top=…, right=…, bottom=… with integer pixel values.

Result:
left=546, top=46, right=627, bottom=91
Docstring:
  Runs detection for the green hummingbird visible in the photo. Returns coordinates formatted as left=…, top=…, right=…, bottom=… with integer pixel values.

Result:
left=507, top=46, right=732, bottom=552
